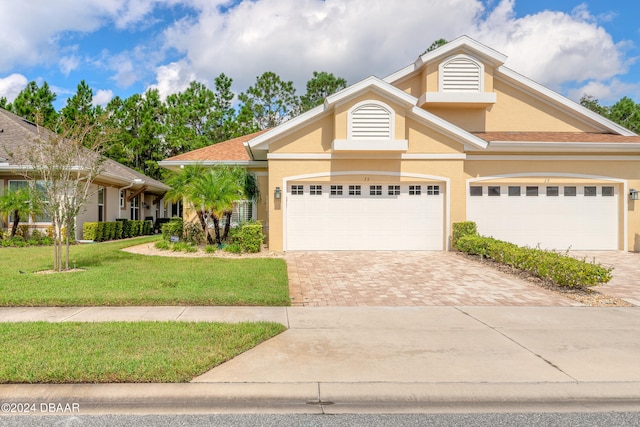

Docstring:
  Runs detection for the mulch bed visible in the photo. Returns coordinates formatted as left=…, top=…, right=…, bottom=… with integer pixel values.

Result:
left=456, top=252, right=634, bottom=307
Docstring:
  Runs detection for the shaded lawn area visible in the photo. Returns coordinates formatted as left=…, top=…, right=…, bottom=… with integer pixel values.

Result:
left=0, top=321, right=286, bottom=383
left=0, top=237, right=290, bottom=306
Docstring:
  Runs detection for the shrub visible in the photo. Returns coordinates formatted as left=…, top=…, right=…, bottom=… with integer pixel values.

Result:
left=162, top=217, right=184, bottom=241
left=455, top=232, right=613, bottom=288
left=172, top=241, right=197, bottom=253
left=230, top=221, right=265, bottom=253
left=452, top=221, right=478, bottom=248
left=223, top=243, right=242, bottom=254
left=205, top=245, right=217, bottom=253
left=114, top=221, right=123, bottom=240
left=183, top=221, right=205, bottom=245
left=83, top=222, right=99, bottom=241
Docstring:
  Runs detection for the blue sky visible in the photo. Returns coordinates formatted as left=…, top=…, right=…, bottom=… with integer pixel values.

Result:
left=0, top=0, right=639, bottom=111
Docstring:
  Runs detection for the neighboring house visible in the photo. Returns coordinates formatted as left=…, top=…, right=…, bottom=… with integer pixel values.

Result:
left=0, top=108, right=171, bottom=240
left=160, top=35, right=640, bottom=252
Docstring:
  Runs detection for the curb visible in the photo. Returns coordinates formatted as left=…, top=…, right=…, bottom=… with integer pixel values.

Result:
left=2, top=382, right=640, bottom=415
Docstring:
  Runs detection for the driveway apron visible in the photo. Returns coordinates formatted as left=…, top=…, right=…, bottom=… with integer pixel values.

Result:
left=286, top=251, right=583, bottom=307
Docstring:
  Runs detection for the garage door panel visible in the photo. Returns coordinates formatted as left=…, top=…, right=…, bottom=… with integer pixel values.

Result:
left=286, top=184, right=444, bottom=250
left=467, top=184, right=618, bottom=250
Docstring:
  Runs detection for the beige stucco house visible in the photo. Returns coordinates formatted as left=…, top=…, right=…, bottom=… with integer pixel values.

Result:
left=0, top=108, right=171, bottom=240
left=160, top=35, right=640, bottom=252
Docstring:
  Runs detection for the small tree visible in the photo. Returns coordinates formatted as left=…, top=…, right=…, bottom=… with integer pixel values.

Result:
left=0, top=186, right=38, bottom=237
left=13, top=114, right=111, bottom=271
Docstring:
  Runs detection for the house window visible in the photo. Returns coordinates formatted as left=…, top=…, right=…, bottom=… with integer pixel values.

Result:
left=602, top=186, right=614, bottom=197
left=470, top=186, right=483, bottom=196
left=409, top=185, right=421, bottom=195
left=119, top=190, right=125, bottom=209
left=488, top=186, right=500, bottom=196
left=170, top=201, right=182, bottom=218
left=388, top=185, right=400, bottom=196
left=584, top=186, right=597, bottom=197
left=526, top=186, right=538, bottom=197
left=291, top=185, right=304, bottom=195
left=348, top=185, right=361, bottom=196
left=98, top=187, right=105, bottom=222
left=349, top=101, right=392, bottom=140
left=220, top=200, right=254, bottom=228
left=546, top=186, right=559, bottom=197
left=564, top=186, right=577, bottom=197
left=508, top=186, right=521, bottom=196
left=130, top=195, right=140, bottom=220
left=330, top=185, right=343, bottom=195
left=369, top=185, right=382, bottom=196
left=310, top=185, right=322, bottom=195
left=426, top=185, right=440, bottom=195
left=8, top=180, right=51, bottom=222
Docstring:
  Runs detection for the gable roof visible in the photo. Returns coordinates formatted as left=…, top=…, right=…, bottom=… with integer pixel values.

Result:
left=384, top=35, right=635, bottom=137
left=246, top=75, right=489, bottom=158
left=0, top=108, right=169, bottom=193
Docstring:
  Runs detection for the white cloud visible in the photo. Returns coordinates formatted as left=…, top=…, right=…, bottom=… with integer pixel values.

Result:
left=148, top=60, right=196, bottom=99
left=0, top=74, right=28, bottom=102
left=155, top=0, right=633, bottom=103
left=569, top=79, right=640, bottom=104
left=93, top=89, right=114, bottom=106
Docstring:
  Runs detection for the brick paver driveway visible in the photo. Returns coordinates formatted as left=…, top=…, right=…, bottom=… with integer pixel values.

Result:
left=286, top=251, right=584, bottom=307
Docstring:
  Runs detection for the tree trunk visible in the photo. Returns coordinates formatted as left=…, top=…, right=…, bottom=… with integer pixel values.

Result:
left=196, top=210, right=214, bottom=245
left=222, top=211, right=232, bottom=242
left=212, top=215, right=222, bottom=245
left=10, top=211, right=19, bottom=237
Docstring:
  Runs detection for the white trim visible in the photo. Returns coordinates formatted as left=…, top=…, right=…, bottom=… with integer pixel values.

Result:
left=384, top=35, right=508, bottom=85
left=466, top=172, right=627, bottom=251
left=281, top=171, right=451, bottom=251
left=496, top=66, right=636, bottom=136
left=267, top=153, right=466, bottom=160
left=158, top=160, right=268, bottom=168
left=333, top=139, right=408, bottom=151
left=467, top=155, right=640, bottom=161
left=485, top=141, right=640, bottom=153
left=421, top=92, right=496, bottom=104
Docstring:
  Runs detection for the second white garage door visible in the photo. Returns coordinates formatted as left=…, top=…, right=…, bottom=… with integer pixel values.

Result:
left=286, top=183, right=444, bottom=250
left=466, top=183, right=619, bottom=250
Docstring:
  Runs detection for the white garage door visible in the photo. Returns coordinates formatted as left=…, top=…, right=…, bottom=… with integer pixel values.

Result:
left=286, top=183, right=444, bottom=250
left=467, top=184, right=619, bottom=250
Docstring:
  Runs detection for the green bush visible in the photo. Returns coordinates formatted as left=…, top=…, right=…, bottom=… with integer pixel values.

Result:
left=172, top=241, right=197, bottom=253
left=230, top=221, right=265, bottom=253
left=114, top=221, right=123, bottom=240
left=223, top=243, right=242, bottom=254
left=155, top=240, right=170, bottom=250
left=205, top=245, right=217, bottom=253
left=455, top=233, right=613, bottom=288
left=83, top=222, right=99, bottom=241
left=452, top=221, right=478, bottom=248
left=161, top=217, right=184, bottom=241
left=183, top=221, right=205, bottom=245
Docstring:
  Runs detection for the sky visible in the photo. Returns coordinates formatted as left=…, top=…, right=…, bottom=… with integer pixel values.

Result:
left=0, top=0, right=639, bottom=111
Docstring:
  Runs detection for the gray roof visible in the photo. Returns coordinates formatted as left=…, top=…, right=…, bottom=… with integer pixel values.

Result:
left=0, top=108, right=169, bottom=194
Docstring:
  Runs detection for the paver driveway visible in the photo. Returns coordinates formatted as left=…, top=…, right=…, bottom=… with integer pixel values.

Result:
left=286, top=251, right=583, bottom=307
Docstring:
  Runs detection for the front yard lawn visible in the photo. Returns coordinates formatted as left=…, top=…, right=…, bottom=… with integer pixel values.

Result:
left=0, top=321, right=286, bottom=383
left=0, top=237, right=290, bottom=306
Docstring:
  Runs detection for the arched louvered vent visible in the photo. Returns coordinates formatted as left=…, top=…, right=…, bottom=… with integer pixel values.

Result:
left=350, top=103, right=391, bottom=140
left=441, top=56, right=481, bottom=92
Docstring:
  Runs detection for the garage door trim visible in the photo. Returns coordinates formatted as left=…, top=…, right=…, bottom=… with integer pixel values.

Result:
left=282, top=171, right=451, bottom=251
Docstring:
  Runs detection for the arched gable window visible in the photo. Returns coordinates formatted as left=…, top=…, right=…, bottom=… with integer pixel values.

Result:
left=439, top=54, right=483, bottom=93
left=348, top=101, right=393, bottom=140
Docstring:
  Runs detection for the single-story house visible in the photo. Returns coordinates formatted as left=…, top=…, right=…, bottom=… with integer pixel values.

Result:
left=160, top=35, right=640, bottom=252
left=0, top=108, right=171, bottom=240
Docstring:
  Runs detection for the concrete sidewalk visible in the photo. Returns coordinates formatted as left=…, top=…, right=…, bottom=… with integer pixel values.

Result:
left=1, top=306, right=640, bottom=413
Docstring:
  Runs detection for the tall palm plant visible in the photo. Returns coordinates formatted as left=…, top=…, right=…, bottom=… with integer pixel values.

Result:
left=0, top=187, right=38, bottom=237
left=190, top=168, right=239, bottom=245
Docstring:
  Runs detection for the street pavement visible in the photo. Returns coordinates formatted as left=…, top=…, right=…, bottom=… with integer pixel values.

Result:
left=1, top=305, right=640, bottom=414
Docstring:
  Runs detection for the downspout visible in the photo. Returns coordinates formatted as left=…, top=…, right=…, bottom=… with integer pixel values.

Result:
left=117, top=180, right=139, bottom=218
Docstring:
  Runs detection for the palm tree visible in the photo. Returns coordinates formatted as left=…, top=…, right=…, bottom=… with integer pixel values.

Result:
left=0, top=187, right=37, bottom=237
left=190, top=168, right=239, bottom=245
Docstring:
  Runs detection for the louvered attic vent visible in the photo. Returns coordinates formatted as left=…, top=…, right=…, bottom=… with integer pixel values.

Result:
left=351, top=103, right=391, bottom=139
left=442, top=57, right=481, bottom=92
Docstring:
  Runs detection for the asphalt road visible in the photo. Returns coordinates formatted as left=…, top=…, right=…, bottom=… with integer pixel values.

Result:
left=2, top=412, right=640, bottom=426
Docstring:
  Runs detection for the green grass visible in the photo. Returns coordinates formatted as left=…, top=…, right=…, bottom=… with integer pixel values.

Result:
left=0, top=321, right=286, bottom=383
left=0, top=237, right=290, bottom=306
